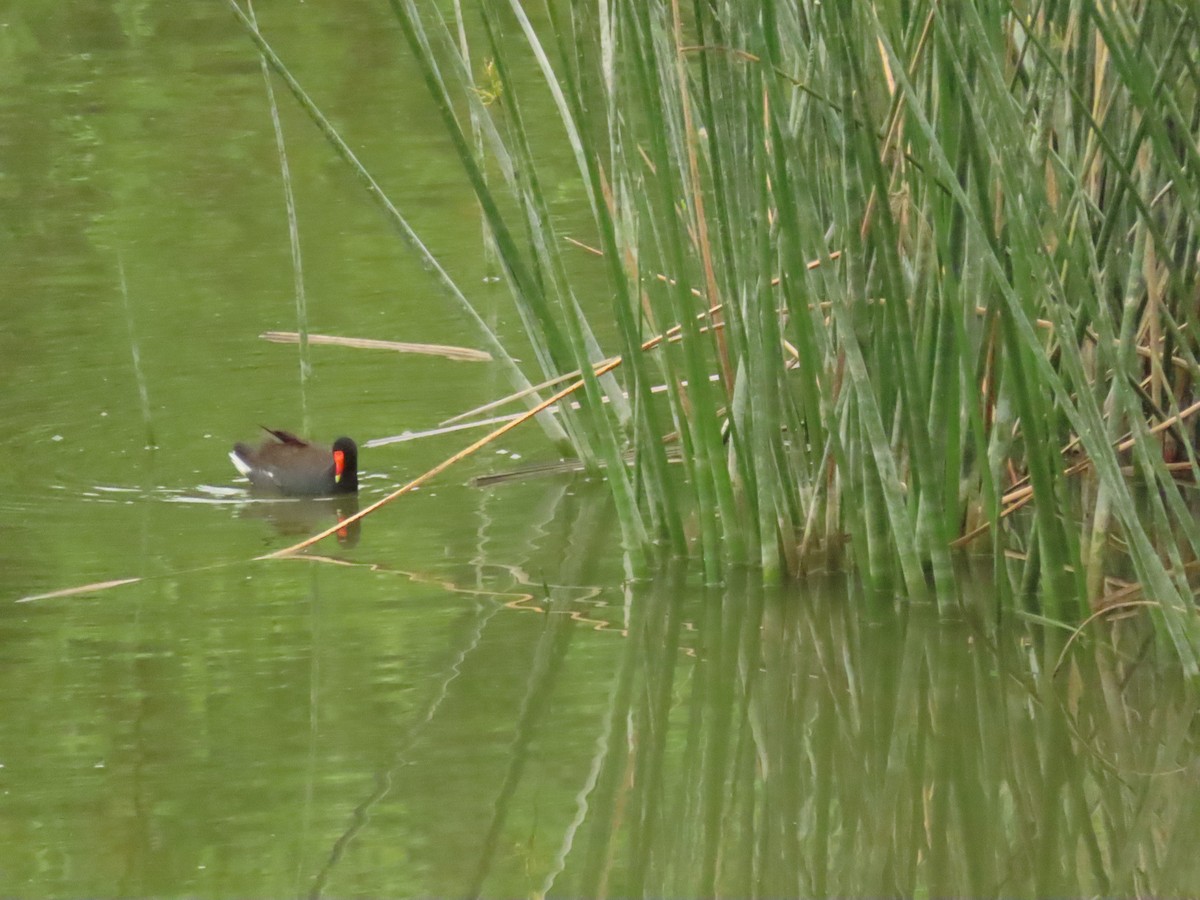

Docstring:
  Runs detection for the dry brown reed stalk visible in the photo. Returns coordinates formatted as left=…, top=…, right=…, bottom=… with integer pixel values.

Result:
left=261, top=331, right=491, bottom=361
left=438, top=362, right=619, bottom=426
left=16, top=577, right=143, bottom=603
left=951, top=397, right=1200, bottom=549
left=1053, top=599, right=1189, bottom=677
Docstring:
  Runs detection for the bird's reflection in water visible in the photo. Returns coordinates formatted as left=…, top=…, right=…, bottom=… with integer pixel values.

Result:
left=237, top=494, right=361, bottom=547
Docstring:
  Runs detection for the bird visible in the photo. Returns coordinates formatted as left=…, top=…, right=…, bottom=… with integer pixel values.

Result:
left=229, top=428, right=359, bottom=496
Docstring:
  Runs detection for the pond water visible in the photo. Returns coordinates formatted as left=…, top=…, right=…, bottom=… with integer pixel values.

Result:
left=2, top=4, right=1198, bottom=898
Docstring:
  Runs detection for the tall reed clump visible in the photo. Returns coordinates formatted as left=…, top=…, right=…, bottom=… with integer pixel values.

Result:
left=233, top=0, right=1200, bottom=667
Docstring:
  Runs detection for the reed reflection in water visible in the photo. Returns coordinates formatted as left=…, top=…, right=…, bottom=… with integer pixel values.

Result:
left=457, top=570, right=1199, bottom=899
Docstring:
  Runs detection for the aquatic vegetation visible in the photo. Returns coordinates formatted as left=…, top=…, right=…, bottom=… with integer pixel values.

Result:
left=231, top=0, right=1200, bottom=670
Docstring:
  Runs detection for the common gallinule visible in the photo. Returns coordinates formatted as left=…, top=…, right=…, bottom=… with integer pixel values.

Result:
left=230, top=428, right=359, bottom=496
